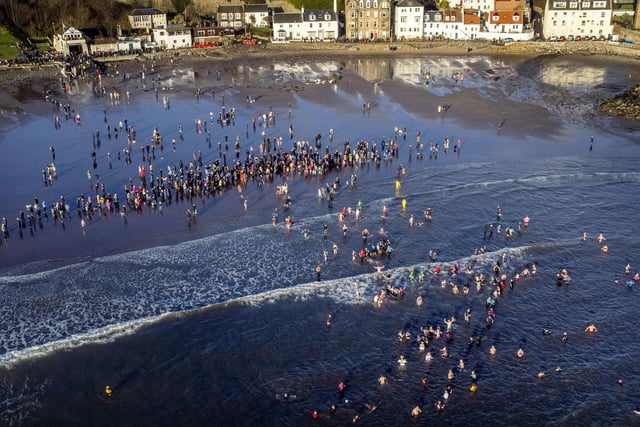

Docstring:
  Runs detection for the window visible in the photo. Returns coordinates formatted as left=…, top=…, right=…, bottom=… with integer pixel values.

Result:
left=553, top=2, right=566, bottom=7
left=569, top=1, right=577, bottom=8
left=310, top=13, right=316, bottom=21
left=373, top=1, right=378, bottom=7
left=513, top=13, right=519, bottom=21
left=592, top=0, right=605, bottom=6
left=350, top=1, right=356, bottom=9
left=366, top=0, right=370, bottom=7
left=221, top=13, right=227, bottom=20
left=350, top=12, right=355, bottom=18
left=582, top=1, right=590, bottom=7
left=401, top=16, right=407, bottom=22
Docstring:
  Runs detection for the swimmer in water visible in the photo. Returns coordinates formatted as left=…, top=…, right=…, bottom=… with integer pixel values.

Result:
left=378, top=375, right=387, bottom=385
left=411, top=406, right=422, bottom=417
left=585, top=324, right=598, bottom=333
left=104, top=385, right=113, bottom=398
left=517, top=348, right=525, bottom=358
left=489, top=345, right=497, bottom=356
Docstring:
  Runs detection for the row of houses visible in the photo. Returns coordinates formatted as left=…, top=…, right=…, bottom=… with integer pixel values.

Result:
left=52, top=0, right=620, bottom=56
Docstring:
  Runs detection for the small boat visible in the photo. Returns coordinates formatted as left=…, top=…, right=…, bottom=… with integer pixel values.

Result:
left=386, top=284, right=405, bottom=298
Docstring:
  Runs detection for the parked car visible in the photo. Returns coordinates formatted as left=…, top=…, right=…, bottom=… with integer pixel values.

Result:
left=567, top=34, right=574, bottom=41
left=574, top=35, right=582, bottom=41
left=503, top=37, right=515, bottom=43
left=548, top=36, right=558, bottom=42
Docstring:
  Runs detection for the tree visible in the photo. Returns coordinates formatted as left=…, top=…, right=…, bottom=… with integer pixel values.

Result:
left=171, top=0, right=191, bottom=14
left=1, top=0, right=19, bottom=28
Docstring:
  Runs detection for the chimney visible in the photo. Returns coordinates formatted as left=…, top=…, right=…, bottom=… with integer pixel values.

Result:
left=334, top=0, right=337, bottom=13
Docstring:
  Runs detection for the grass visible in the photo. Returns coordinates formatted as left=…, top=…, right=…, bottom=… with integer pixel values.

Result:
left=0, top=27, right=21, bottom=60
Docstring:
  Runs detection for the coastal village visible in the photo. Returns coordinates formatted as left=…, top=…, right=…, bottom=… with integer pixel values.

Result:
left=36, top=0, right=638, bottom=58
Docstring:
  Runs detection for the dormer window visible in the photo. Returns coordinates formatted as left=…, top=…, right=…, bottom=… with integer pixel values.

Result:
left=513, top=13, right=519, bottom=20
left=310, top=13, right=316, bottom=20
left=492, top=13, right=499, bottom=21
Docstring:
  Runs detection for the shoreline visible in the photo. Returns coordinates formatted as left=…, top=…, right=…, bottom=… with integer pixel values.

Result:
left=0, top=43, right=638, bottom=271
left=1, top=40, right=638, bottom=130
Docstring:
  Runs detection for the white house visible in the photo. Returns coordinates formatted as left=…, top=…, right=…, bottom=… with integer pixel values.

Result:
left=542, top=0, right=613, bottom=39
left=394, top=0, right=425, bottom=40
left=129, top=8, right=167, bottom=31
left=272, top=7, right=339, bottom=41
left=152, top=25, right=193, bottom=49
left=52, top=27, right=89, bottom=55
left=462, top=0, right=495, bottom=13
left=244, top=4, right=270, bottom=28
left=423, top=10, right=466, bottom=40
left=484, top=10, right=524, bottom=34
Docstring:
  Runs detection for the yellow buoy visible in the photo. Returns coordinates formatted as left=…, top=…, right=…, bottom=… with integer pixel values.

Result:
left=104, top=385, right=113, bottom=398
left=402, top=199, right=407, bottom=210
left=395, top=180, right=401, bottom=191
left=470, top=384, right=478, bottom=392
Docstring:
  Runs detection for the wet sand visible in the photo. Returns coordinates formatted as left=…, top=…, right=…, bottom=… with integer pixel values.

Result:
left=0, top=43, right=638, bottom=272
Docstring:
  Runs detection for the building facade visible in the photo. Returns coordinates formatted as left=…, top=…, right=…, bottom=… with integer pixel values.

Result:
left=542, top=0, right=613, bottom=38
left=345, top=0, right=393, bottom=40
left=128, top=8, right=167, bottom=31
left=272, top=7, right=339, bottom=41
left=152, top=25, right=193, bottom=49
left=394, top=0, right=425, bottom=40
left=244, top=4, right=270, bottom=28
left=52, top=27, right=89, bottom=55
left=217, top=5, right=244, bottom=30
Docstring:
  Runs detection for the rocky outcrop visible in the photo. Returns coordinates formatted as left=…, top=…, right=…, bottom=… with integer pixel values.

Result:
left=599, top=85, right=640, bottom=121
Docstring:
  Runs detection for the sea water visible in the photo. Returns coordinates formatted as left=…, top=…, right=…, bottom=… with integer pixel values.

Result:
left=0, top=54, right=639, bottom=426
